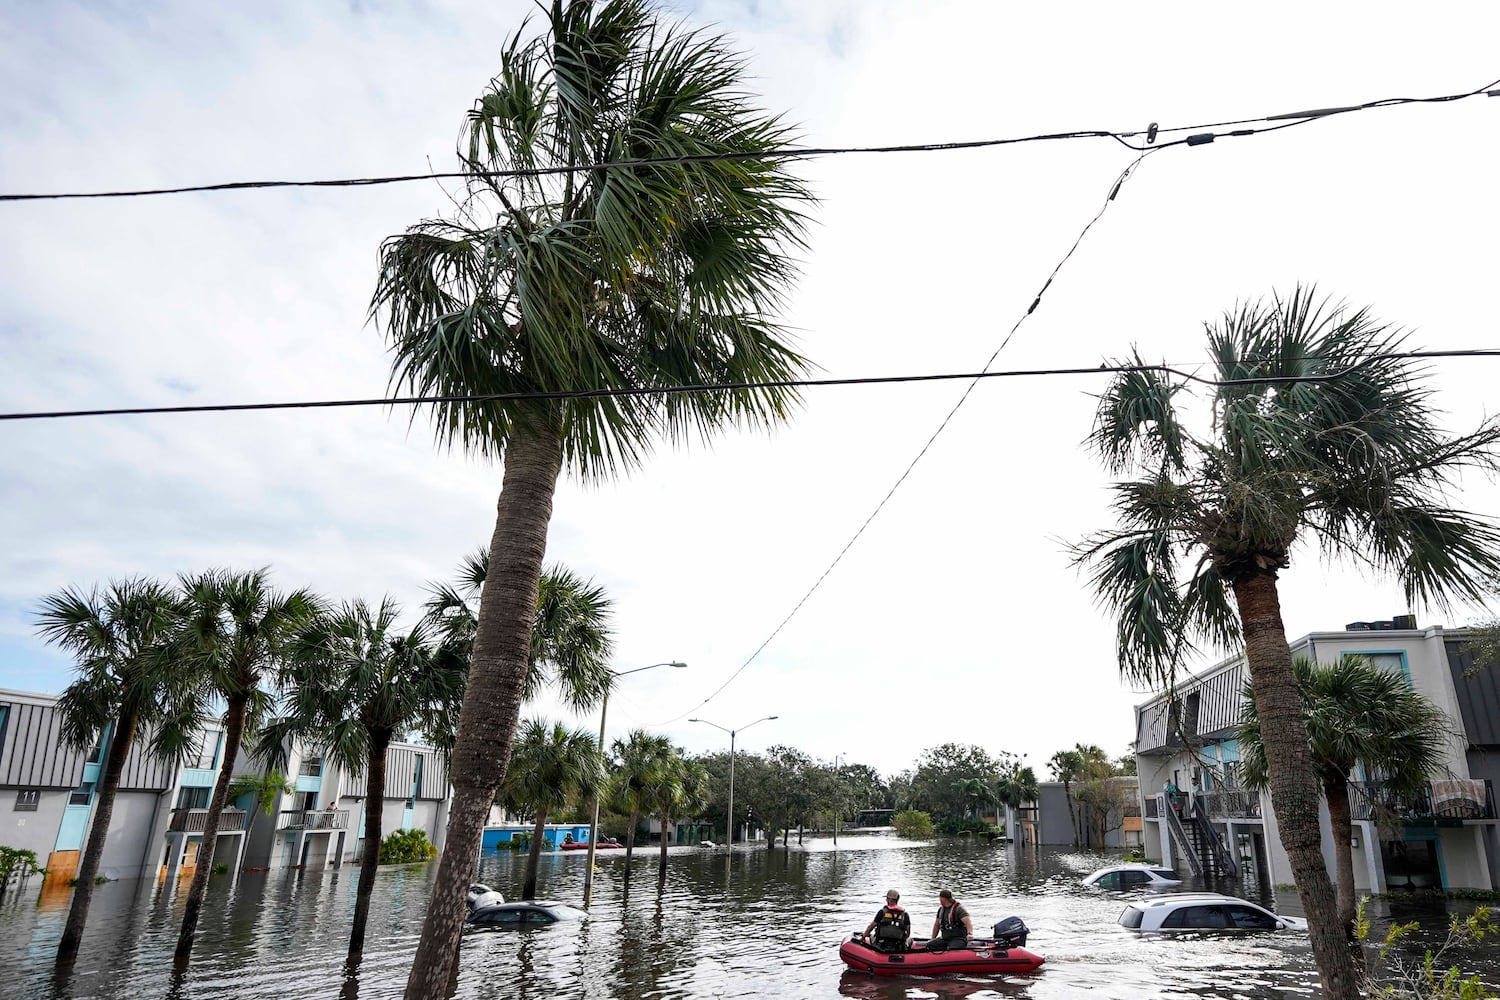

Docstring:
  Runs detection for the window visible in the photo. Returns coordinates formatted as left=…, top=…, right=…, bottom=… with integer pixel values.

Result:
left=1151, top=869, right=1179, bottom=881
left=1225, top=905, right=1278, bottom=929
left=1094, top=872, right=1120, bottom=889
left=1118, top=870, right=1151, bottom=887
left=523, top=909, right=555, bottom=925
left=474, top=908, right=524, bottom=926
left=298, top=756, right=323, bottom=777
left=1118, top=908, right=1144, bottom=929
left=14, top=789, right=40, bottom=812
left=69, top=782, right=94, bottom=806
left=185, top=731, right=220, bottom=770
left=86, top=742, right=103, bottom=764
left=1161, top=905, right=1226, bottom=929
left=176, top=785, right=211, bottom=809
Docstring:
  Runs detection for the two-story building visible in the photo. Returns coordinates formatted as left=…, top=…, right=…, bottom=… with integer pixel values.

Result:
left=1133, top=616, right=1499, bottom=893
left=1, top=687, right=453, bottom=883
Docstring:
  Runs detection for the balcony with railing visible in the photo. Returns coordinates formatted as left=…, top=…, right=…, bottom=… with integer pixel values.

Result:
left=1350, top=779, right=1496, bottom=822
left=277, top=808, right=350, bottom=831
left=168, top=808, right=249, bottom=833
left=1197, top=788, right=1263, bottom=819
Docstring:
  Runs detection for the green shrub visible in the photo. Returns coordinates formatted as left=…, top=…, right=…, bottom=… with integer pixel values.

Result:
left=892, top=810, right=935, bottom=841
left=211, top=863, right=229, bottom=876
left=936, top=816, right=992, bottom=836
left=0, top=846, right=41, bottom=884
left=379, top=829, right=438, bottom=864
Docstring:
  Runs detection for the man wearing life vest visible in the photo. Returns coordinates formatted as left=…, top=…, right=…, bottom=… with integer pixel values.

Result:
left=862, top=889, right=912, bottom=952
left=932, top=888, right=974, bottom=947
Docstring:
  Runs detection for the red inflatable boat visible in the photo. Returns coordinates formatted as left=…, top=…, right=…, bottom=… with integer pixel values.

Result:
left=560, top=840, right=623, bottom=851
left=838, top=937, right=1045, bottom=976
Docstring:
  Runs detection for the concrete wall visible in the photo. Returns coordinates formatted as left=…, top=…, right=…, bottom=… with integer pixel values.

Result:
left=2, top=787, right=69, bottom=859
left=1439, top=826, right=1492, bottom=890
left=1036, top=783, right=1073, bottom=846
left=97, top=789, right=170, bottom=880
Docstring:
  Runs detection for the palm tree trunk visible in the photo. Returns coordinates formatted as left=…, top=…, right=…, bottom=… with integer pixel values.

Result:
left=1231, top=571, right=1359, bottom=999
left=624, top=804, right=640, bottom=878
left=175, top=694, right=250, bottom=964
left=523, top=810, right=548, bottom=900
left=404, top=426, right=563, bottom=999
left=657, top=810, right=670, bottom=878
left=349, top=733, right=390, bottom=955
left=56, top=709, right=137, bottom=964
left=1322, top=773, right=1357, bottom=933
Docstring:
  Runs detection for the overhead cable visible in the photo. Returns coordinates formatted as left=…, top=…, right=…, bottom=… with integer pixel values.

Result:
left=4, top=349, right=1498, bottom=424
left=1, top=76, right=1495, bottom=203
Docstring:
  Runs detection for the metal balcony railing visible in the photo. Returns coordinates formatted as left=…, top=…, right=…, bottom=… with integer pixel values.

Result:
left=167, top=808, right=249, bottom=833
left=1351, top=779, right=1495, bottom=822
left=1197, top=788, right=1262, bottom=819
left=277, top=808, right=350, bottom=831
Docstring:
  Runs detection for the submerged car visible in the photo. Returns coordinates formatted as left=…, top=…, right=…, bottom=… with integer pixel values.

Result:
left=1083, top=864, right=1182, bottom=890
left=1118, top=893, right=1307, bottom=932
left=466, top=900, right=589, bottom=930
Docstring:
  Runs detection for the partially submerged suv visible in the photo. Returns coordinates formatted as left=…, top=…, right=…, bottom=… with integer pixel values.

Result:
left=1082, top=864, right=1182, bottom=890
left=1118, top=893, right=1307, bottom=931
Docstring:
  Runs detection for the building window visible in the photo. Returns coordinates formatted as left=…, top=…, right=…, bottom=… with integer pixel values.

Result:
left=176, top=785, right=211, bottom=809
left=14, top=789, right=40, bottom=812
left=86, top=742, right=103, bottom=764
left=298, top=756, right=323, bottom=777
left=69, top=782, right=94, bottom=806
left=185, top=731, right=220, bottom=770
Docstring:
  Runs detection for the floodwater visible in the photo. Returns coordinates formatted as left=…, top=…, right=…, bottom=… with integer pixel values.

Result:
left=1, top=835, right=1494, bottom=999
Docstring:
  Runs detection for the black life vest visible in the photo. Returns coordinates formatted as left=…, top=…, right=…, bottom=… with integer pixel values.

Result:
left=938, top=901, right=967, bottom=941
left=872, top=905, right=909, bottom=950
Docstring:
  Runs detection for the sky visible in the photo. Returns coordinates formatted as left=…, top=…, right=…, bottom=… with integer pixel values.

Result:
left=2, top=1, right=1499, bottom=781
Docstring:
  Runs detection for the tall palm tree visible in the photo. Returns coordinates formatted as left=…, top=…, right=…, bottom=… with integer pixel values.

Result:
left=36, top=578, right=201, bottom=964
left=1076, top=288, right=1500, bottom=998
left=994, top=759, right=1039, bottom=841
left=1239, top=655, right=1448, bottom=932
left=262, top=599, right=466, bottom=957
left=609, top=729, right=674, bottom=879
left=424, top=551, right=614, bottom=713
left=650, top=752, right=708, bottom=878
left=498, top=719, right=604, bottom=900
left=371, top=2, right=811, bottom=989
left=173, top=569, right=318, bottom=964
left=1047, top=749, right=1083, bottom=848
left=952, top=777, right=994, bottom=821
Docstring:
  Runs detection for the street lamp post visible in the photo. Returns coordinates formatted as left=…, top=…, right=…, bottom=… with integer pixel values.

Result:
left=582, top=660, right=686, bottom=910
left=689, top=715, right=777, bottom=848
left=832, top=752, right=847, bottom=847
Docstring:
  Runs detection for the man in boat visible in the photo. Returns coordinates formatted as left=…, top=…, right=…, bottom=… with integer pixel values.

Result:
left=861, top=889, right=912, bottom=953
left=563, top=832, right=575, bottom=845
left=931, top=889, right=973, bottom=948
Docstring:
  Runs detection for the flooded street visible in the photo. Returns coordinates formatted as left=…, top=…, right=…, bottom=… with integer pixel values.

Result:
left=2, top=836, right=1493, bottom=999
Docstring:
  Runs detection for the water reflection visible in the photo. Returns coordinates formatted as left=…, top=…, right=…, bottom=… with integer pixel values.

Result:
left=1, top=836, right=1493, bottom=999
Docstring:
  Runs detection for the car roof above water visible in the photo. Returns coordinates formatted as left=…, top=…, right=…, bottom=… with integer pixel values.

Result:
left=1131, top=893, right=1257, bottom=908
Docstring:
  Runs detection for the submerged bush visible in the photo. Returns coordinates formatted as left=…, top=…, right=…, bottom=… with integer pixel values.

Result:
left=892, top=810, right=935, bottom=841
left=379, top=829, right=438, bottom=864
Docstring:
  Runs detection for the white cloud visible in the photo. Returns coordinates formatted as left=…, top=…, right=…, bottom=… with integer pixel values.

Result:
left=3, top=0, right=1498, bottom=778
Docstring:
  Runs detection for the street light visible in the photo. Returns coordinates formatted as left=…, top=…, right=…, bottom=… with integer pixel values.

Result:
left=833, top=752, right=848, bottom=847
left=582, top=660, right=687, bottom=909
left=689, top=715, right=778, bottom=849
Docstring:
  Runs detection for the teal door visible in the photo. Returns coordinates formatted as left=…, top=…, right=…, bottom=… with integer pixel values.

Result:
left=56, top=725, right=109, bottom=851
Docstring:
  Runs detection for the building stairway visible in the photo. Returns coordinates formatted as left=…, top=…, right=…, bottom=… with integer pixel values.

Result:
left=1164, top=797, right=1237, bottom=878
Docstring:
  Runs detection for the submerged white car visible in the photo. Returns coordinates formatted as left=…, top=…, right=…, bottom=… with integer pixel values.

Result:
left=1118, top=893, right=1307, bottom=931
left=1082, top=864, right=1182, bottom=890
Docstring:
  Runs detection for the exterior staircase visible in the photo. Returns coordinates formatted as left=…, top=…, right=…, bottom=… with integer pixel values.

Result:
left=1163, top=796, right=1237, bottom=878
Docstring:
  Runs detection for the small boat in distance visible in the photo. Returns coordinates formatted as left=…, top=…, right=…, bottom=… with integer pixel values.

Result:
left=561, top=837, right=624, bottom=851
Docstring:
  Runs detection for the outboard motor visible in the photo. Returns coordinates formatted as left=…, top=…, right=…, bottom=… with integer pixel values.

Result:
left=992, top=916, right=1029, bottom=949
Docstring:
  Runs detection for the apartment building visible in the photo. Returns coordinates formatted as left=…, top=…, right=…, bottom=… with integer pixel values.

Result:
left=1132, top=617, right=1499, bottom=893
left=0, top=687, right=452, bottom=883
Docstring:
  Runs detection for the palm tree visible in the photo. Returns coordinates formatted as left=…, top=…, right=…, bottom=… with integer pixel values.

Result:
left=650, top=752, right=708, bottom=878
left=227, top=770, right=294, bottom=846
left=498, top=719, right=604, bottom=900
left=371, top=2, right=811, bottom=989
left=1076, top=288, right=1500, bottom=998
left=173, top=568, right=318, bottom=963
left=262, top=599, right=465, bottom=957
left=424, top=551, right=614, bottom=714
left=1239, top=655, right=1448, bottom=932
left=609, top=730, right=674, bottom=879
left=994, top=760, right=1039, bottom=841
left=36, top=578, right=201, bottom=963
left=1047, top=749, right=1083, bottom=847
left=952, top=777, right=994, bottom=821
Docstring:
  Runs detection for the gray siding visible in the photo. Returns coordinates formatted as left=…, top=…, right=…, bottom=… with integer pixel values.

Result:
left=417, top=749, right=446, bottom=800
left=117, top=740, right=177, bottom=792
left=0, top=701, right=87, bottom=789
left=1447, top=641, right=1500, bottom=747
left=1135, top=661, right=1246, bottom=753
left=340, top=746, right=445, bottom=800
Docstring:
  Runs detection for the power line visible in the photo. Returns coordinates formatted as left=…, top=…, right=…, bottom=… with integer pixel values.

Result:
left=2, top=77, right=1495, bottom=203
left=4, top=349, right=1498, bottom=424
